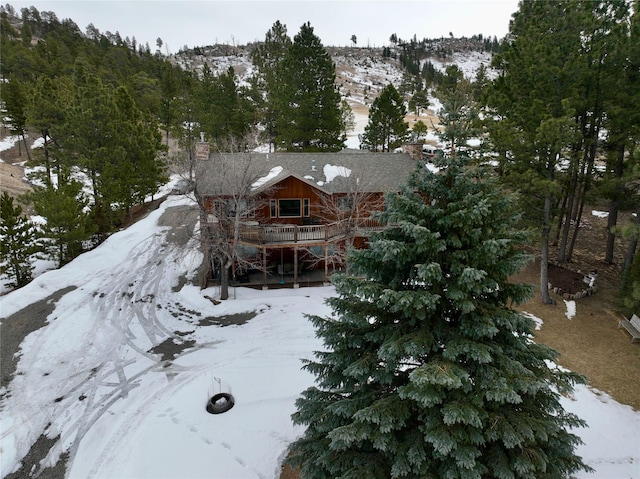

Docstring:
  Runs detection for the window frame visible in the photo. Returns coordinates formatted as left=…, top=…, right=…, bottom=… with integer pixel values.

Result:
left=278, top=198, right=302, bottom=218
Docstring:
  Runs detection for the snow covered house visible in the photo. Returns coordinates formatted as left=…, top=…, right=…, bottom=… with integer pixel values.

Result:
left=194, top=142, right=418, bottom=287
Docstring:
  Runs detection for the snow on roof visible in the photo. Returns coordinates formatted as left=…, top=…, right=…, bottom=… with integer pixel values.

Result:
left=197, top=152, right=418, bottom=196
left=323, top=164, right=351, bottom=183
left=252, top=166, right=283, bottom=191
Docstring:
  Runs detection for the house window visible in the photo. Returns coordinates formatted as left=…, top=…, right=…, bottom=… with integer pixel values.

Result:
left=240, top=198, right=255, bottom=218
left=303, top=198, right=310, bottom=217
left=279, top=199, right=301, bottom=217
left=337, top=196, right=354, bottom=211
left=216, top=198, right=255, bottom=217
left=270, top=199, right=277, bottom=218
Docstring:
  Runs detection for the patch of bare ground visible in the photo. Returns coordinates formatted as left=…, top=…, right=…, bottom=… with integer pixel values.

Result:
left=514, top=208, right=640, bottom=413
left=0, top=134, right=34, bottom=210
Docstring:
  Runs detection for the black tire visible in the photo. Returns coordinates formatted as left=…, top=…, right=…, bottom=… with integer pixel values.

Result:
left=206, top=393, right=234, bottom=414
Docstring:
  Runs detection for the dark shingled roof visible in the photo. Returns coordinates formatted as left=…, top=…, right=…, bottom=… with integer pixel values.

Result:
left=195, top=150, right=418, bottom=196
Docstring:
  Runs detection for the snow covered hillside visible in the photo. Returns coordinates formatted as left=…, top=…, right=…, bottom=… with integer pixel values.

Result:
left=170, top=42, right=495, bottom=151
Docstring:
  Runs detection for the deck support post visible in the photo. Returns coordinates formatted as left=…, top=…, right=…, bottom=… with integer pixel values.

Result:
left=262, top=247, right=268, bottom=290
left=324, top=243, right=329, bottom=284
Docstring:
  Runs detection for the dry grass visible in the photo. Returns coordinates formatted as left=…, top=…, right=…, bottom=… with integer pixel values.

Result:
left=514, top=259, right=640, bottom=411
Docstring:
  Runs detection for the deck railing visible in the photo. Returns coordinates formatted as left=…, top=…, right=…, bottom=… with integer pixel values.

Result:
left=227, top=218, right=387, bottom=245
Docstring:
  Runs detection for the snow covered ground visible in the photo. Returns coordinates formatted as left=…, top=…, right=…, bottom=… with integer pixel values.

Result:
left=1, top=192, right=639, bottom=478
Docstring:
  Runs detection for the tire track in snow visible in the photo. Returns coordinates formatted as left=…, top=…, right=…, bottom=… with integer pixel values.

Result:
left=26, top=205, right=202, bottom=476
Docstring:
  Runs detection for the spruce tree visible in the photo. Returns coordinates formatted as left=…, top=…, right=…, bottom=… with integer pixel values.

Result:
left=290, top=156, right=590, bottom=478
left=361, top=83, right=409, bottom=152
left=0, top=192, right=40, bottom=288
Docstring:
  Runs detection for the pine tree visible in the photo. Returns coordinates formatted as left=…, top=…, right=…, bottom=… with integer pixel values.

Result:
left=251, top=21, right=291, bottom=151
left=0, top=192, right=41, bottom=288
left=436, top=66, right=480, bottom=160
left=54, top=62, right=165, bottom=234
left=278, top=22, right=345, bottom=151
left=113, top=85, right=166, bottom=212
left=29, top=180, right=95, bottom=266
left=486, top=0, right=588, bottom=304
left=290, top=156, right=590, bottom=478
left=362, top=83, right=409, bottom=152
left=25, top=76, right=70, bottom=185
left=1, top=77, right=31, bottom=161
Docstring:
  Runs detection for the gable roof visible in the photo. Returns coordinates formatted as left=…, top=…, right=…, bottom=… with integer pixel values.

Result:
left=195, top=150, right=418, bottom=196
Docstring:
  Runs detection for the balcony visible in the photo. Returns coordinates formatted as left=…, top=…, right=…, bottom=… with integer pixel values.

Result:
left=208, top=218, right=387, bottom=246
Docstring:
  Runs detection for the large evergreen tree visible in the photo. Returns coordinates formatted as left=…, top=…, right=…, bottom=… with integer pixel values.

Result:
left=29, top=179, right=95, bottom=266
left=361, top=83, right=409, bottom=152
left=290, top=156, right=589, bottom=478
left=251, top=20, right=291, bottom=151
left=277, top=22, right=345, bottom=151
left=1, top=77, right=31, bottom=160
left=0, top=192, right=41, bottom=288
left=25, top=75, right=70, bottom=185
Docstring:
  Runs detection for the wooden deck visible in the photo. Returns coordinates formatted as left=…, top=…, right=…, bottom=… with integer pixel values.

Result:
left=209, top=218, right=387, bottom=247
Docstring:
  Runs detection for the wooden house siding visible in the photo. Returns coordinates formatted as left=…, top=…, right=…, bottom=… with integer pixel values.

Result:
left=253, top=176, right=327, bottom=224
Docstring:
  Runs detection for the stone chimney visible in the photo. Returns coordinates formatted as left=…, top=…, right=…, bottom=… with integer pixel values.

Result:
left=195, top=132, right=210, bottom=161
left=402, top=143, right=424, bottom=161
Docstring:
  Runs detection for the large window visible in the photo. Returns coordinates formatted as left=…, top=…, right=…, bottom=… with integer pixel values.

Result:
left=278, top=199, right=301, bottom=217
left=270, top=198, right=311, bottom=218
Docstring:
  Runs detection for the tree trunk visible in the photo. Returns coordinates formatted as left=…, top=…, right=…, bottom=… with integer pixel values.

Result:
left=540, top=195, right=553, bottom=304
left=42, top=132, right=52, bottom=186
left=605, top=203, right=619, bottom=264
left=553, top=189, right=569, bottom=246
left=622, top=199, right=640, bottom=277
left=567, top=189, right=586, bottom=263
left=556, top=194, right=573, bottom=262
left=20, top=133, right=32, bottom=162
left=557, top=157, right=580, bottom=262
left=567, top=139, right=597, bottom=263
left=605, top=143, right=626, bottom=264
left=220, top=260, right=231, bottom=300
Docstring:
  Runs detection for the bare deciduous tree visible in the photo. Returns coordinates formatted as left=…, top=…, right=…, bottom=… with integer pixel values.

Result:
left=193, top=133, right=274, bottom=299
left=301, top=169, right=383, bottom=275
